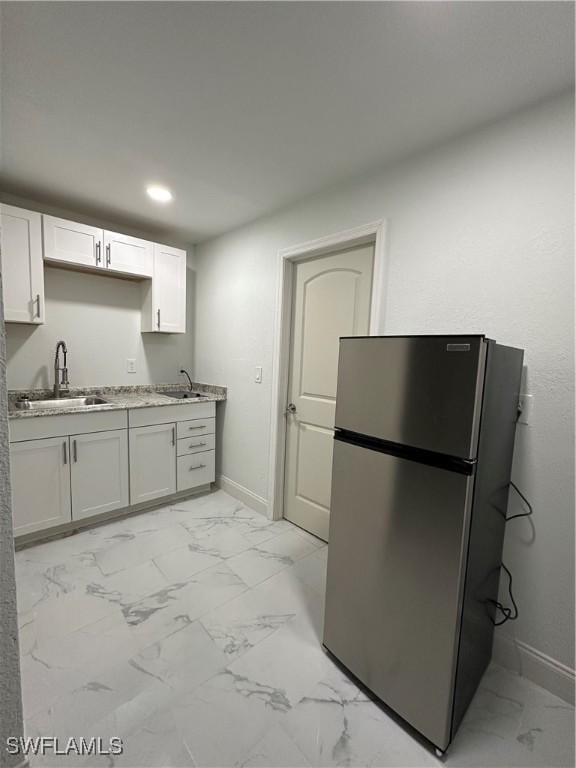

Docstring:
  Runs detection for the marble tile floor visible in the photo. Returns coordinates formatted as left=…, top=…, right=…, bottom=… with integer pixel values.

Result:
left=16, top=490, right=574, bottom=768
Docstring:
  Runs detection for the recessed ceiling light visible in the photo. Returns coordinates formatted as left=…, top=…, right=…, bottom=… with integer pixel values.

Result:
left=146, top=185, right=173, bottom=203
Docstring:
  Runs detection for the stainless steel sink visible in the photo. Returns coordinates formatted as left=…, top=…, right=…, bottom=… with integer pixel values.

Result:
left=159, top=390, right=206, bottom=400
left=14, top=396, right=109, bottom=411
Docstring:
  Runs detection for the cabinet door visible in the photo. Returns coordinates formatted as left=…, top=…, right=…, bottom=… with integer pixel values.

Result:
left=154, top=244, right=186, bottom=333
left=10, top=437, right=71, bottom=536
left=0, top=205, right=45, bottom=324
left=43, top=215, right=103, bottom=269
left=70, top=429, right=129, bottom=521
left=129, top=423, right=176, bottom=504
left=104, top=230, right=153, bottom=278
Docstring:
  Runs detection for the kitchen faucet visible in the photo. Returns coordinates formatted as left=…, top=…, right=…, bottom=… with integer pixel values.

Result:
left=180, top=368, right=194, bottom=391
left=54, top=340, right=70, bottom=398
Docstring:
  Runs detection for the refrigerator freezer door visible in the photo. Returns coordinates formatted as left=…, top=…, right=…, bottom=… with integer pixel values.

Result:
left=335, top=336, right=486, bottom=459
left=323, top=438, right=474, bottom=750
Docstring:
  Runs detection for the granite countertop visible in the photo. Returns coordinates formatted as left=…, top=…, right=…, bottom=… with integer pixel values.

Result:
left=8, top=382, right=227, bottom=419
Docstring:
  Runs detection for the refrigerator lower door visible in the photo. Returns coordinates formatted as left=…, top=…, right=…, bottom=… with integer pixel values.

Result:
left=323, top=438, right=474, bottom=750
left=335, top=336, right=487, bottom=459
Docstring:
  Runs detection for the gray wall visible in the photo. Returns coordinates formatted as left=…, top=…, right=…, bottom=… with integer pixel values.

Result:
left=5, top=260, right=195, bottom=391
left=0, top=272, right=24, bottom=767
left=1, top=195, right=196, bottom=390
left=0, top=5, right=24, bottom=762
left=194, top=93, right=575, bottom=696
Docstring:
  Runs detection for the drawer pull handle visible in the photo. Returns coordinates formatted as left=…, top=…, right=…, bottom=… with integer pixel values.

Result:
left=189, top=464, right=206, bottom=471
left=189, top=442, right=206, bottom=448
left=188, top=425, right=205, bottom=430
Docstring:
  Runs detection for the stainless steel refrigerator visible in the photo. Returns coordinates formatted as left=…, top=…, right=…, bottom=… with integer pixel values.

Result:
left=323, top=335, right=524, bottom=754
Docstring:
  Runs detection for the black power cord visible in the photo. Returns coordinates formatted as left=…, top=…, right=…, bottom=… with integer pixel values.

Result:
left=487, top=563, right=519, bottom=626
left=505, top=482, right=534, bottom=522
left=485, top=483, right=533, bottom=625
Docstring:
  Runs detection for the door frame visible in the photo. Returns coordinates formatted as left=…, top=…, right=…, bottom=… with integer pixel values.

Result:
left=267, top=219, right=388, bottom=521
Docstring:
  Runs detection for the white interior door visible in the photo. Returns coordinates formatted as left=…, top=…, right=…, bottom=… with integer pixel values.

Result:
left=283, top=243, right=374, bottom=541
left=71, top=429, right=129, bottom=520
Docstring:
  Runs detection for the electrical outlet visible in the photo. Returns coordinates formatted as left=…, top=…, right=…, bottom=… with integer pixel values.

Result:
left=518, top=393, right=533, bottom=425
left=255, top=366, right=263, bottom=384
left=126, top=359, right=137, bottom=374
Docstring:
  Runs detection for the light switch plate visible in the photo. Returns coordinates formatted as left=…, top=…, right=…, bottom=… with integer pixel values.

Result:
left=255, top=366, right=263, bottom=384
left=127, top=359, right=137, bottom=374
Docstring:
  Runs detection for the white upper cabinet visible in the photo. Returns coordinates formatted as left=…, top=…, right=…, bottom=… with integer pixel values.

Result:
left=142, top=244, right=187, bottom=334
left=103, top=230, right=153, bottom=278
left=43, top=217, right=153, bottom=279
left=0, top=204, right=45, bottom=324
left=39, top=213, right=186, bottom=332
left=155, top=244, right=186, bottom=333
left=43, top=215, right=103, bottom=269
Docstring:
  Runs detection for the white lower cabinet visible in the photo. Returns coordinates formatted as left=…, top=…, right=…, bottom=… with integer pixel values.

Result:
left=10, top=403, right=216, bottom=538
left=177, top=450, right=215, bottom=492
left=10, top=436, right=72, bottom=536
left=71, top=429, right=129, bottom=521
left=10, top=429, right=130, bottom=534
left=129, top=423, right=176, bottom=505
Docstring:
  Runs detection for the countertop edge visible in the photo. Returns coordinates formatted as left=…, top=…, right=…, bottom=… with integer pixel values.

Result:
left=8, top=383, right=227, bottom=420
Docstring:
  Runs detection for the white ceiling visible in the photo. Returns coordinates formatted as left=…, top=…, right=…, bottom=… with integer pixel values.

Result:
left=0, top=2, right=573, bottom=244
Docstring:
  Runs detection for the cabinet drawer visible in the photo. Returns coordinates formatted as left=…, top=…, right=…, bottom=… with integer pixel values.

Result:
left=9, top=409, right=128, bottom=442
left=177, top=417, right=215, bottom=439
left=177, top=434, right=215, bottom=457
left=177, top=450, right=215, bottom=492
left=129, top=401, right=215, bottom=428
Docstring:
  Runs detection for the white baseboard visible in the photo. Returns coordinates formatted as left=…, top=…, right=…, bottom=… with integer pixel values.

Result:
left=216, top=475, right=269, bottom=517
left=493, top=633, right=575, bottom=704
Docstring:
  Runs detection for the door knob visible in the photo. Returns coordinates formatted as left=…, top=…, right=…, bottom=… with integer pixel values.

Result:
left=286, top=403, right=297, bottom=414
